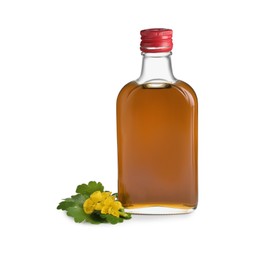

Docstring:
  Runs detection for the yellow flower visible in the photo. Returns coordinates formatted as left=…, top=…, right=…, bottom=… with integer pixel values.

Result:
left=101, top=197, right=123, bottom=217
left=89, top=191, right=102, bottom=202
left=104, top=196, right=115, bottom=206
left=83, top=191, right=113, bottom=214
left=83, top=198, right=95, bottom=214
left=109, top=201, right=123, bottom=217
left=83, top=191, right=123, bottom=217
left=94, top=202, right=103, bottom=211
left=101, top=192, right=112, bottom=200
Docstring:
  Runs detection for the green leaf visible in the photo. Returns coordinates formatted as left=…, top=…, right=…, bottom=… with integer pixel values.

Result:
left=101, top=214, right=124, bottom=224
left=76, top=181, right=104, bottom=196
left=112, top=193, right=118, bottom=198
left=57, top=200, right=75, bottom=210
left=57, top=194, right=86, bottom=211
left=90, top=212, right=108, bottom=223
left=67, top=206, right=100, bottom=224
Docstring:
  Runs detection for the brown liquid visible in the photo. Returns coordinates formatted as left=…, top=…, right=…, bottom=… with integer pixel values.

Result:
left=117, top=80, right=198, bottom=211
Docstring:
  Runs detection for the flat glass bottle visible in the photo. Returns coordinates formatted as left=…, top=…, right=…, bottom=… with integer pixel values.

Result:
left=117, top=29, right=198, bottom=214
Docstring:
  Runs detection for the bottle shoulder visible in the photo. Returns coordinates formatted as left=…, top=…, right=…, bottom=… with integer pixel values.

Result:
left=117, top=80, right=198, bottom=107
left=118, top=81, right=138, bottom=95
left=174, top=80, right=198, bottom=103
left=117, top=81, right=138, bottom=102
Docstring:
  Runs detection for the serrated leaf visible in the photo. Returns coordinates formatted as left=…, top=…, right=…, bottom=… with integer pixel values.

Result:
left=70, top=194, right=87, bottom=206
left=57, top=200, right=75, bottom=210
left=66, top=206, right=100, bottom=224
left=76, top=181, right=104, bottom=196
left=57, top=194, right=86, bottom=211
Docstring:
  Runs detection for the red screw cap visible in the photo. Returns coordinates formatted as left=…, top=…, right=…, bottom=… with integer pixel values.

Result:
left=140, top=28, right=173, bottom=53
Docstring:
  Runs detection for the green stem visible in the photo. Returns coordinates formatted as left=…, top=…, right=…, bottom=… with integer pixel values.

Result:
left=119, top=211, right=131, bottom=219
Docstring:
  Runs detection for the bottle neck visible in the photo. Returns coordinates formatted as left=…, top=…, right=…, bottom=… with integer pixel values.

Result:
left=136, top=52, right=177, bottom=85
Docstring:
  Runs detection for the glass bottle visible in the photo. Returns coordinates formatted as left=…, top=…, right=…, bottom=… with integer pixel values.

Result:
left=117, top=28, right=198, bottom=214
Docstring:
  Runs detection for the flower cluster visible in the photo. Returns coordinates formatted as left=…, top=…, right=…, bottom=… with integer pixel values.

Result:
left=83, top=191, right=123, bottom=217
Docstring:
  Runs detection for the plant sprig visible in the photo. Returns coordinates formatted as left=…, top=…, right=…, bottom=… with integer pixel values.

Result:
left=57, top=181, right=131, bottom=224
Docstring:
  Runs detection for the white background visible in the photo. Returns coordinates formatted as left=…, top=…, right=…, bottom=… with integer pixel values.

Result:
left=0, top=0, right=279, bottom=259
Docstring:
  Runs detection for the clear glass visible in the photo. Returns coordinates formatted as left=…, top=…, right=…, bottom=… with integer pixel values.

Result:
left=117, top=52, right=198, bottom=214
left=137, top=52, right=176, bottom=84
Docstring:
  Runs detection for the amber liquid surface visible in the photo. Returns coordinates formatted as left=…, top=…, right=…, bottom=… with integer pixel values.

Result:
left=117, top=80, right=198, bottom=211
